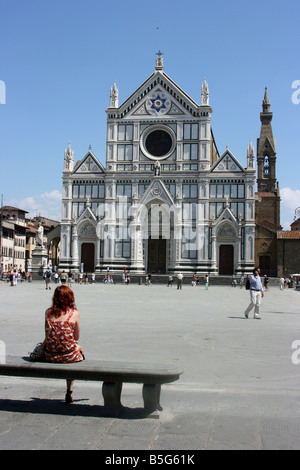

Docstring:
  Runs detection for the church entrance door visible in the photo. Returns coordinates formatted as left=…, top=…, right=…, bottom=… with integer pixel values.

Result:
left=81, top=243, right=95, bottom=272
left=219, top=245, right=234, bottom=275
left=147, top=237, right=166, bottom=273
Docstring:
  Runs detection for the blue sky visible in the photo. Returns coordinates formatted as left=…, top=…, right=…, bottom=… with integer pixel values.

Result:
left=1, top=0, right=300, bottom=228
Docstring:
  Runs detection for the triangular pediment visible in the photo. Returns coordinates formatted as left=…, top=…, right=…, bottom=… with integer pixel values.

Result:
left=74, top=151, right=105, bottom=174
left=130, top=86, right=187, bottom=118
left=210, top=149, right=245, bottom=173
left=114, top=71, right=203, bottom=120
left=215, top=205, right=237, bottom=224
left=139, top=179, right=175, bottom=207
left=76, top=205, right=97, bottom=225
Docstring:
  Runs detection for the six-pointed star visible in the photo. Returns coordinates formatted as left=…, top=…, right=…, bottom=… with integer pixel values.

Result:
left=150, top=95, right=167, bottom=112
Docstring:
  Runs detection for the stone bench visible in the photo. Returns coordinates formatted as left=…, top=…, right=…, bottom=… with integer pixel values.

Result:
left=0, top=357, right=183, bottom=414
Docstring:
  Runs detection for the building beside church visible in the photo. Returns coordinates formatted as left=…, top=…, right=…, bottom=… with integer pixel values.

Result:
left=277, top=216, right=300, bottom=278
left=59, top=53, right=258, bottom=277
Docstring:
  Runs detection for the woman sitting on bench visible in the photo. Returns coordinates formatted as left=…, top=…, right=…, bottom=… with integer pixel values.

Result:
left=44, top=286, right=84, bottom=403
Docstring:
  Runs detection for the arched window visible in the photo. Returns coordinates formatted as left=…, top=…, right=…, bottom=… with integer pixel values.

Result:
left=264, top=156, right=269, bottom=177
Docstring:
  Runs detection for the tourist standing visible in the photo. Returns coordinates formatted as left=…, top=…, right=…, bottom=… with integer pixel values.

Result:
left=177, top=272, right=183, bottom=290
left=244, top=267, right=264, bottom=319
left=45, top=267, right=52, bottom=290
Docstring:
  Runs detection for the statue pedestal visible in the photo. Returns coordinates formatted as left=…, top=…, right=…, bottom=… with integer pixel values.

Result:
left=31, top=247, right=48, bottom=280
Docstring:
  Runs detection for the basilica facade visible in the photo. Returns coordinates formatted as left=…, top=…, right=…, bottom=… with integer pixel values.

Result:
left=59, top=53, right=257, bottom=276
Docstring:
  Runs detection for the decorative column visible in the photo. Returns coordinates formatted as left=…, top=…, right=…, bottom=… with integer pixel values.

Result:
left=71, top=224, right=79, bottom=270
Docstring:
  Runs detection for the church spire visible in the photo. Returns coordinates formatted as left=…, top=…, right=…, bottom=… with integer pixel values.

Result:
left=63, top=142, right=74, bottom=172
left=247, top=140, right=255, bottom=169
left=109, top=81, right=119, bottom=108
left=201, top=78, right=209, bottom=105
left=262, top=86, right=271, bottom=113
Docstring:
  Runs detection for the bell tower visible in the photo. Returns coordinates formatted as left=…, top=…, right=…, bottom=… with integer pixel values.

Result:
left=255, top=88, right=281, bottom=276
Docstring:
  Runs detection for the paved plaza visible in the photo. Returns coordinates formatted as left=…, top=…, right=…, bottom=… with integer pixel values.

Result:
left=0, top=278, right=300, bottom=450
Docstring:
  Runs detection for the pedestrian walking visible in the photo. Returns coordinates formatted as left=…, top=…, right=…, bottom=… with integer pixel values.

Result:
left=279, top=277, right=285, bottom=290
left=204, top=274, right=209, bottom=290
left=244, top=267, right=264, bottom=319
left=263, top=274, right=269, bottom=291
left=60, top=271, right=67, bottom=285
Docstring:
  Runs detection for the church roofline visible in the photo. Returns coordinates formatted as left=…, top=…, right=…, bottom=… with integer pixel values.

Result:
left=106, top=69, right=210, bottom=118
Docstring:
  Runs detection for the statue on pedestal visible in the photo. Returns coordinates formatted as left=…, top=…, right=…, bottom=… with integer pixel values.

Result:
left=36, top=223, right=44, bottom=248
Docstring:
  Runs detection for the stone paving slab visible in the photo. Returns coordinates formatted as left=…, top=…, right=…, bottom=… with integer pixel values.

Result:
left=0, top=280, right=299, bottom=450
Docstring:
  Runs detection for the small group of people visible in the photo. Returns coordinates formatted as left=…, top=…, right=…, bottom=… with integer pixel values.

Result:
left=167, top=273, right=209, bottom=290
left=102, top=273, right=114, bottom=284
left=191, top=274, right=209, bottom=289
left=279, top=276, right=295, bottom=290
left=44, top=270, right=99, bottom=289
left=2, top=269, right=33, bottom=285
left=122, top=272, right=130, bottom=284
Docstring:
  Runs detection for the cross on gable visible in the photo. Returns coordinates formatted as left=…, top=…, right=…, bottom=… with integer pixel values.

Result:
left=224, top=155, right=231, bottom=169
left=85, top=157, right=93, bottom=170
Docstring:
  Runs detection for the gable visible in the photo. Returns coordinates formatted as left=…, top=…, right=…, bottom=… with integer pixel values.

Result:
left=74, top=151, right=105, bottom=174
left=210, top=149, right=245, bottom=174
left=116, top=71, right=202, bottom=120
left=130, top=86, right=188, bottom=118
left=215, top=205, right=237, bottom=224
left=139, top=179, right=175, bottom=207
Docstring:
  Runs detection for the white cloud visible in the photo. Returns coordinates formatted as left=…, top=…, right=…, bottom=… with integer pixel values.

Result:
left=8, top=189, right=62, bottom=221
left=280, top=187, right=300, bottom=229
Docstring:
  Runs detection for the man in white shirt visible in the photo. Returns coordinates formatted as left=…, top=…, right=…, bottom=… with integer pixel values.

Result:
left=244, top=267, right=264, bottom=319
left=177, top=272, right=183, bottom=290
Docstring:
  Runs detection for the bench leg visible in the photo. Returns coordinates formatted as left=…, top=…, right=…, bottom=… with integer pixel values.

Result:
left=102, top=382, right=122, bottom=408
left=142, top=384, right=161, bottom=412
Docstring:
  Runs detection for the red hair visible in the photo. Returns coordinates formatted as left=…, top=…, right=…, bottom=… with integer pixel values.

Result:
left=50, top=286, right=76, bottom=318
